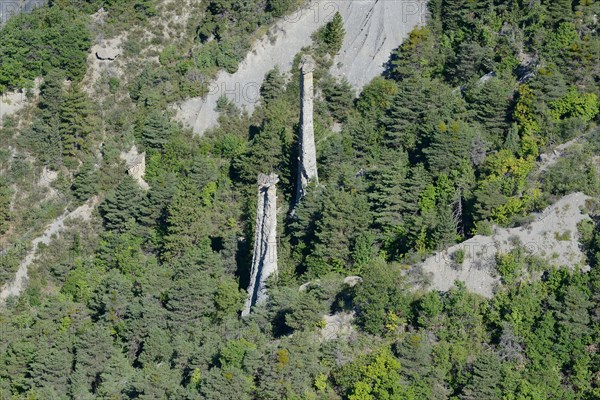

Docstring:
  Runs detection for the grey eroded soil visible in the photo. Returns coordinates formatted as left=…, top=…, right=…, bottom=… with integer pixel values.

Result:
left=174, top=0, right=426, bottom=135
left=0, top=199, right=97, bottom=304
left=420, top=192, right=592, bottom=297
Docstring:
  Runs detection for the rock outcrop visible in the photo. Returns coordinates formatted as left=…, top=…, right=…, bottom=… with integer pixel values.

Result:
left=242, top=173, right=279, bottom=316
left=420, top=192, right=592, bottom=297
left=120, top=145, right=149, bottom=190
left=95, top=50, right=119, bottom=61
left=174, top=0, right=426, bottom=135
left=295, top=55, right=318, bottom=205
left=0, top=78, right=41, bottom=127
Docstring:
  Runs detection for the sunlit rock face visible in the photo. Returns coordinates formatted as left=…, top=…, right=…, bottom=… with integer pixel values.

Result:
left=242, top=173, right=279, bottom=316
left=295, top=54, right=318, bottom=206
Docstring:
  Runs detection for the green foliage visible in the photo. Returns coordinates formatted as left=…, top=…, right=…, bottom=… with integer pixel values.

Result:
left=321, top=12, right=345, bottom=56
left=356, top=77, right=398, bottom=119
left=322, top=76, right=354, bottom=122
left=389, top=26, right=441, bottom=80
left=542, top=146, right=600, bottom=197
left=99, top=175, right=146, bottom=232
left=354, top=259, right=411, bottom=335
left=2, top=1, right=600, bottom=399
left=453, top=248, right=465, bottom=264
left=59, top=85, right=93, bottom=161
left=71, top=159, right=98, bottom=201
left=139, top=110, right=173, bottom=150
left=333, top=347, right=403, bottom=400
left=460, top=352, right=503, bottom=400
left=549, top=87, right=599, bottom=122
left=0, top=178, right=12, bottom=234
left=0, top=4, right=91, bottom=93
left=261, top=66, right=286, bottom=104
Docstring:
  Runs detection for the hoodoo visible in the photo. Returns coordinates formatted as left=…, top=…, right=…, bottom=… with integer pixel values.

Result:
left=295, top=54, right=319, bottom=205
left=242, top=173, right=279, bottom=316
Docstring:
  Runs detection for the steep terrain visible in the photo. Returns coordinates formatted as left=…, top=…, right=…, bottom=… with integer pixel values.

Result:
left=0, top=0, right=45, bottom=25
left=0, top=199, right=96, bottom=304
left=420, top=192, right=592, bottom=297
left=174, top=0, right=426, bottom=135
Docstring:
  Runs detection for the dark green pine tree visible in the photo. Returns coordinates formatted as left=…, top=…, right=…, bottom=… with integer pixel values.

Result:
left=312, top=187, right=372, bottom=269
left=59, top=85, right=92, bottom=160
left=290, top=181, right=322, bottom=262
left=433, top=203, right=459, bottom=249
left=401, top=164, right=435, bottom=253
left=0, top=178, right=12, bottom=234
left=504, top=123, right=521, bottom=155
left=29, top=333, right=74, bottom=393
left=424, top=120, right=476, bottom=176
left=232, top=124, right=284, bottom=185
left=71, top=159, right=98, bottom=201
left=95, top=349, right=137, bottom=398
left=346, top=111, right=383, bottom=158
left=382, top=77, right=429, bottom=150
left=460, top=352, right=503, bottom=400
left=545, top=0, right=574, bottom=25
left=465, top=78, right=514, bottom=147
left=369, top=150, right=410, bottom=231
left=441, top=0, right=492, bottom=32
left=322, top=12, right=345, bottom=55
left=322, top=76, right=354, bottom=122
left=260, top=66, right=285, bottom=104
left=354, top=259, right=410, bottom=335
left=162, top=179, right=212, bottom=259
left=69, top=324, right=114, bottom=398
left=393, top=333, right=448, bottom=399
left=99, top=175, right=145, bottom=232
left=140, top=110, right=172, bottom=150
left=165, top=270, right=219, bottom=327
left=550, top=283, right=593, bottom=363
left=199, top=367, right=254, bottom=400
left=448, top=40, right=493, bottom=84
left=389, top=26, right=440, bottom=80
left=24, top=71, right=65, bottom=166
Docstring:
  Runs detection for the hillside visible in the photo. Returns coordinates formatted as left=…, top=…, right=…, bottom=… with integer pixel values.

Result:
left=175, top=0, right=426, bottom=134
left=0, top=0, right=600, bottom=399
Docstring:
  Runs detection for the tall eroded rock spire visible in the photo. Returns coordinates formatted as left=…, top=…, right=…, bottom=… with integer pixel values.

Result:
left=295, top=54, right=318, bottom=205
left=242, top=173, right=279, bottom=316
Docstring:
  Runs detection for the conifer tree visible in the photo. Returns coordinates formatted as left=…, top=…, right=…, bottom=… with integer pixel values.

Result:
left=424, top=120, right=476, bottom=176
left=71, top=159, right=98, bottom=201
left=383, top=77, right=429, bottom=150
left=460, top=352, right=503, bottom=400
left=261, top=66, right=285, bottom=104
left=370, top=150, right=410, bottom=231
left=504, top=123, right=521, bottom=155
left=322, top=76, right=354, bottom=122
left=140, top=111, right=172, bottom=150
left=0, top=178, right=12, bottom=234
left=545, top=0, right=574, bottom=25
left=322, top=12, right=345, bottom=55
left=24, top=71, right=65, bottom=166
left=60, top=85, right=92, bottom=160
left=95, top=350, right=137, bottom=398
left=465, top=78, right=515, bottom=146
left=389, top=26, right=439, bottom=80
left=312, top=187, right=372, bottom=269
left=99, top=175, right=145, bottom=232
left=162, top=179, right=211, bottom=259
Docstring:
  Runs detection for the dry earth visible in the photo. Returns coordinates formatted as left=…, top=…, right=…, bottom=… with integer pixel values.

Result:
left=420, top=192, right=593, bottom=297
left=174, top=0, right=426, bottom=135
left=0, top=198, right=97, bottom=304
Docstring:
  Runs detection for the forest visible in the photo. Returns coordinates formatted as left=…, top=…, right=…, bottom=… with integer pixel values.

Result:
left=0, top=0, right=599, bottom=398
